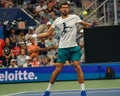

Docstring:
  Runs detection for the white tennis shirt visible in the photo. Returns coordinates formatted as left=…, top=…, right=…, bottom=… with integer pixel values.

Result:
left=52, top=14, right=83, bottom=48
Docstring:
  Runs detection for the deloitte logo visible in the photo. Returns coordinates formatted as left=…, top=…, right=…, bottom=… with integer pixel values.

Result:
left=0, top=70, right=38, bottom=81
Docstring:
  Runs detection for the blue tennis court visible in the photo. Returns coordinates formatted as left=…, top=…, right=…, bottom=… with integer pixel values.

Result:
left=5, top=88, right=120, bottom=96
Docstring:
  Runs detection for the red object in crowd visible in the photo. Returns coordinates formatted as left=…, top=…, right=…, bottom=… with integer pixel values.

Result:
left=0, top=39, right=5, bottom=56
left=12, top=46, right=21, bottom=57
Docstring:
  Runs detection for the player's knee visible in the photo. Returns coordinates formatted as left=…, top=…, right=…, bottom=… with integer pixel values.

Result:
left=55, top=65, right=63, bottom=72
left=74, top=64, right=81, bottom=72
left=56, top=67, right=62, bottom=73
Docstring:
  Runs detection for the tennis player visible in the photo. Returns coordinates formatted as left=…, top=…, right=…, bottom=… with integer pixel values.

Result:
left=31, top=2, right=92, bottom=96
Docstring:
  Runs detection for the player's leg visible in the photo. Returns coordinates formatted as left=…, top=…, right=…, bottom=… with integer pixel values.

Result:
left=73, top=61, right=86, bottom=86
left=43, top=48, right=67, bottom=96
left=43, top=63, right=63, bottom=96
left=73, top=62, right=86, bottom=96
left=73, top=61, right=84, bottom=84
left=70, top=46, right=86, bottom=96
left=48, top=62, right=63, bottom=88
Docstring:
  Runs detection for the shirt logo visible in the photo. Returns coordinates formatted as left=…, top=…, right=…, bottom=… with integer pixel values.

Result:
left=61, top=22, right=72, bottom=37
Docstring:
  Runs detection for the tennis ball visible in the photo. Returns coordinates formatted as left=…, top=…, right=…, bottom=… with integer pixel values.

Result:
left=82, top=11, right=88, bottom=16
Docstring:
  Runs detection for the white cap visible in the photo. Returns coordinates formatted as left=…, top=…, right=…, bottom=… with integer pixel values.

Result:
left=11, top=59, right=16, bottom=62
left=47, top=21, right=51, bottom=25
left=26, top=56, right=31, bottom=60
left=29, top=26, right=34, bottom=30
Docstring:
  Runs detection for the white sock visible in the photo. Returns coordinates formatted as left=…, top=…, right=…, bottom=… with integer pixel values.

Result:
left=46, top=83, right=53, bottom=91
left=80, top=83, right=85, bottom=91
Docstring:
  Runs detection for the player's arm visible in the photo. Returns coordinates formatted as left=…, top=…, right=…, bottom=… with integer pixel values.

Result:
left=33, top=26, right=54, bottom=38
left=80, top=21, right=92, bottom=28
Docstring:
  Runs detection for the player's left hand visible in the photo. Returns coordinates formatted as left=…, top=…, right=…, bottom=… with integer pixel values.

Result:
left=91, top=20, right=98, bottom=28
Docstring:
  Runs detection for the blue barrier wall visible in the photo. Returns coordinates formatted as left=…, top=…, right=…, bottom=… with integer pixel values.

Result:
left=0, top=63, right=120, bottom=84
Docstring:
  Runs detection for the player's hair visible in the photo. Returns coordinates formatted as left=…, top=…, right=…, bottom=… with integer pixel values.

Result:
left=60, top=2, right=70, bottom=8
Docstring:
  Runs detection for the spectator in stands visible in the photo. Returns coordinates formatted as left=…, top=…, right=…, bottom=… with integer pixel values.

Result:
left=45, top=21, right=52, bottom=31
left=38, top=38, right=47, bottom=65
left=23, top=56, right=32, bottom=67
left=0, top=38, right=5, bottom=61
left=12, top=43, right=21, bottom=59
left=45, top=35, right=58, bottom=62
left=52, top=1, right=60, bottom=15
left=9, top=59, right=18, bottom=68
left=31, top=56, right=40, bottom=67
left=9, top=27, right=18, bottom=46
left=1, top=0, right=13, bottom=8
left=49, top=10, right=57, bottom=24
left=40, top=15, right=49, bottom=24
left=27, top=37, right=39, bottom=59
left=48, top=0, right=56, bottom=9
left=18, top=30, right=26, bottom=49
left=39, top=8, right=50, bottom=24
left=25, top=26, right=38, bottom=46
left=11, top=0, right=17, bottom=7
left=2, top=37, right=13, bottom=67
left=35, top=0, right=47, bottom=17
left=25, top=27, right=32, bottom=46
left=48, top=11, right=60, bottom=40
left=44, top=8, right=51, bottom=20
left=26, top=2, right=35, bottom=14
left=22, top=1, right=28, bottom=9
left=17, top=48, right=27, bottom=67
left=0, top=60, right=5, bottom=68
left=11, top=30, right=23, bottom=59
left=45, top=21, right=57, bottom=38
left=44, top=56, right=52, bottom=66
left=47, top=0, right=56, bottom=13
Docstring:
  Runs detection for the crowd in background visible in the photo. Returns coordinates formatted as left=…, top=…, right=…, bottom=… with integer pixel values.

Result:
left=1, top=0, right=113, bottom=69
left=0, top=24, right=76, bottom=68
left=0, top=0, right=106, bottom=69
left=0, top=0, right=86, bottom=69
left=0, top=1, right=118, bottom=82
